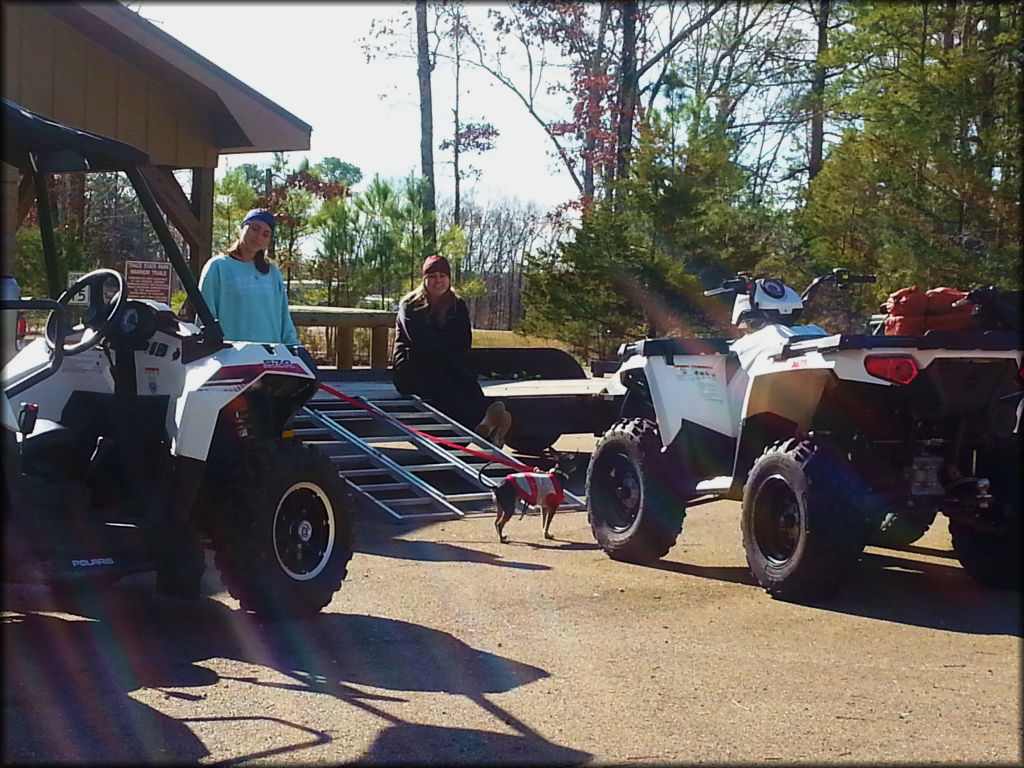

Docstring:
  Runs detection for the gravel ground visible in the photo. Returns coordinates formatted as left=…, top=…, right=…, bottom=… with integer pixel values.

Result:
left=3, top=441, right=1021, bottom=765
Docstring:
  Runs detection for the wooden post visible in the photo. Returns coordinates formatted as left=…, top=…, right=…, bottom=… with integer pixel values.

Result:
left=190, top=166, right=215, bottom=278
left=370, top=327, right=390, bottom=369
left=335, top=326, right=354, bottom=370
left=288, top=306, right=395, bottom=371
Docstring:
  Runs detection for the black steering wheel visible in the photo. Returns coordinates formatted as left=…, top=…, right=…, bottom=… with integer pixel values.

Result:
left=45, top=269, right=126, bottom=356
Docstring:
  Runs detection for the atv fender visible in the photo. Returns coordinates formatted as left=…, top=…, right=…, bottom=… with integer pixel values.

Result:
left=741, top=367, right=831, bottom=437
left=173, top=343, right=315, bottom=461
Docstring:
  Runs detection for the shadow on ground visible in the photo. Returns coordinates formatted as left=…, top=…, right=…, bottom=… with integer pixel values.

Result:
left=820, top=548, right=1022, bottom=636
left=637, top=545, right=1020, bottom=636
left=2, top=579, right=586, bottom=765
left=363, top=722, right=588, bottom=765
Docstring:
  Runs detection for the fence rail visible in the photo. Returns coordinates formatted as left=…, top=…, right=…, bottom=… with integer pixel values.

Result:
left=289, top=305, right=396, bottom=370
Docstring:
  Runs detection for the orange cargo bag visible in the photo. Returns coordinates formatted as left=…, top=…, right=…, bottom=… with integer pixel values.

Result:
left=884, top=315, right=926, bottom=336
left=886, top=285, right=928, bottom=316
left=925, top=287, right=971, bottom=315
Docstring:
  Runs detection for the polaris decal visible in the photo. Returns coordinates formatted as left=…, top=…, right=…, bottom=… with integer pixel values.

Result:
left=71, top=557, right=115, bottom=567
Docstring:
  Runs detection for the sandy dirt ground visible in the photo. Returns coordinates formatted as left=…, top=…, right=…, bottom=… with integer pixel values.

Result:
left=3, top=435, right=1021, bottom=765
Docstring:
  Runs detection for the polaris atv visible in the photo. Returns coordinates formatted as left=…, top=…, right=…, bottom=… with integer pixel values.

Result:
left=586, top=268, right=1022, bottom=602
left=1, top=98, right=353, bottom=618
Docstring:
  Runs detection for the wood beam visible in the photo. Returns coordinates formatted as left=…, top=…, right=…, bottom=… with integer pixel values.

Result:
left=189, top=166, right=214, bottom=278
left=136, top=164, right=202, bottom=250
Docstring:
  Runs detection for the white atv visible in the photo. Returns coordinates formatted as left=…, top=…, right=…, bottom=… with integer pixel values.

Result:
left=2, top=98, right=353, bottom=618
left=586, top=268, right=1022, bottom=601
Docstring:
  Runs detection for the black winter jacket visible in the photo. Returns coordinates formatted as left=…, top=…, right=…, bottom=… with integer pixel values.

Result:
left=391, top=295, right=472, bottom=369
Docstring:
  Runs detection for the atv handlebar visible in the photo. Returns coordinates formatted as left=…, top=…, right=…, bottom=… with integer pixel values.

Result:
left=703, top=276, right=754, bottom=297
left=800, top=268, right=876, bottom=302
left=703, top=269, right=876, bottom=303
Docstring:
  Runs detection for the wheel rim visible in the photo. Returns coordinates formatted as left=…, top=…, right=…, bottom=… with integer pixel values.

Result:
left=593, top=446, right=641, bottom=531
left=752, top=475, right=801, bottom=563
left=273, top=482, right=335, bottom=580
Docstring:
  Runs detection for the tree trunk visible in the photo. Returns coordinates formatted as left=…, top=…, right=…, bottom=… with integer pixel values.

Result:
left=416, top=0, right=437, bottom=253
left=976, top=2, right=997, bottom=181
left=583, top=2, right=613, bottom=200
left=615, top=1, right=639, bottom=189
left=808, top=0, right=830, bottom=181
left=452, top=16, right=462, bottom=234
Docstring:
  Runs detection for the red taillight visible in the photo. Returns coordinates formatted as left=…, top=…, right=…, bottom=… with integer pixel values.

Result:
left=226, top=395, right=254, bottom=440
left=864, top=355, right=919, bottom=385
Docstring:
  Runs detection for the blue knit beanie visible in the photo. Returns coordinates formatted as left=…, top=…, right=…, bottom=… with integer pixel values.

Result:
left=242, top=208, right=276, bottom=232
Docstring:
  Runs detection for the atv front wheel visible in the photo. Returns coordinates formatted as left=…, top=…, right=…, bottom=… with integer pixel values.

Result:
left=741, top=439, right=866, bottom=602
left=212, top=442, right=354, bottom=618
left=586, top=418, right=684, bottom=563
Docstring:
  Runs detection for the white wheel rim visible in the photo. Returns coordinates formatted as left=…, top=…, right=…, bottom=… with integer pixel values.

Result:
left=273, top=481, right=335, bottom=581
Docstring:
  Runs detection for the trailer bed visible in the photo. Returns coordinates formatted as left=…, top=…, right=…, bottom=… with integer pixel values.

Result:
left=315, top=368, right=624, bottom=451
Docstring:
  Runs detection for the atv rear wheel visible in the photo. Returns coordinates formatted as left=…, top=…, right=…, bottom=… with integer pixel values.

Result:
left=212, top=442, right=354, bottom=618
left=949, top=444, right=1020, bottom=590
left=949, top=522, right=1020, bottom=589
left=741, top=439, right=866, bottom=602
left=586, top=418, right=684, bottom=563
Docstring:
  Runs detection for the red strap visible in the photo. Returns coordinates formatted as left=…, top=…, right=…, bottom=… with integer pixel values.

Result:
left=317, top=382, right=535, bottom=473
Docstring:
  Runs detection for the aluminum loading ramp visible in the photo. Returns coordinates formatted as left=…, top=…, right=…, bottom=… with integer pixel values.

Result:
left=293, top=388, right=586, bottom=522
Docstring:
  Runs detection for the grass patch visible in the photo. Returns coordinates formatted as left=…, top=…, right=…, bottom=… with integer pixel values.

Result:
left=472, top=329, right=570, bottom=350
left=300, top=326, right=570, bottom=366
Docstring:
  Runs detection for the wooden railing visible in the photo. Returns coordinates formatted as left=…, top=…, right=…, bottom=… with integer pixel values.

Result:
left=289, top=305, right=396, bottom=370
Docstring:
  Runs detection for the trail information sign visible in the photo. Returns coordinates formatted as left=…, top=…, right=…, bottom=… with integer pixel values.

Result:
left=125, top=260, right=172, bottom=304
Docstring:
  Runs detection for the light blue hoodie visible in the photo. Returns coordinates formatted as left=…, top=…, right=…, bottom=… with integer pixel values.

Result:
left=198, top=254, right=299, bottom=345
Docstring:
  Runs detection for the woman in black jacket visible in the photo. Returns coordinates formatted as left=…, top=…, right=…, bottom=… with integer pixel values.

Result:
left=391, top=255, right=487, bottom=428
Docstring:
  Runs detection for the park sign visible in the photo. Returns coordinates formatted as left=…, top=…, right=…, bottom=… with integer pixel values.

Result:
left=66, top=271, right=89, bottom=305
left=125, top=260, right=172, bottom=305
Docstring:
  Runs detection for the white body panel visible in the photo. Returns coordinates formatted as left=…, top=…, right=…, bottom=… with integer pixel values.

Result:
left=631, top=324, right=829, bottom=447
left=172, top=341, right=313, bottom=460
left=642, top=352, right=737, bottom=444
left=1, top=338, right=114, bottom=426
left=1, top=311, right=315, bottom=462
left=731, top=281, right=803, bottom=326
left=624, top=321, right=1021, bottom=449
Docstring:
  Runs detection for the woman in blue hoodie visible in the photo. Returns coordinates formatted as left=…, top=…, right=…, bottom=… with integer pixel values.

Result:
left=198, top=208, right=300, bottom=346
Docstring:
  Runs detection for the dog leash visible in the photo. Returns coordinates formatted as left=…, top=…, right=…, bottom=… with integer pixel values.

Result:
left=317, top=382, right=537, bottom=473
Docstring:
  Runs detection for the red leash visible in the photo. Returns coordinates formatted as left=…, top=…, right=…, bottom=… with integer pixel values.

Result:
left=317, top=382, right=536, bottom=473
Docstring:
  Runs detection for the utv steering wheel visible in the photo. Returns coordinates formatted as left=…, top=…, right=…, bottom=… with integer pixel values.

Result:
left=45, top=269, right=126, bottom=356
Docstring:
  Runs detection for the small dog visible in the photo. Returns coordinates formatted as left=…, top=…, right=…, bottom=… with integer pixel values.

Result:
left=490, top=452, right=578, bottom=543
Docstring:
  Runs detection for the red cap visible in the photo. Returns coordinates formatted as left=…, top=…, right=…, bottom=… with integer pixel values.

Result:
left=422, top=254, right=451, bottom=277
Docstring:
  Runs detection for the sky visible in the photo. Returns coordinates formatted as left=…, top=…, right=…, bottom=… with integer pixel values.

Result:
left=133, top=2, right=581, bottom=211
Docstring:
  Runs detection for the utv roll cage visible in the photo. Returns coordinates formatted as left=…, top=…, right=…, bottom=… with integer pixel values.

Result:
left=1, top=97, right=223, bottom=348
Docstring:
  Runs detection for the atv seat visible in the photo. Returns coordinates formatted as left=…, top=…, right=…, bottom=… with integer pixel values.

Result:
left=18, top=416, right=98, bottom=476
